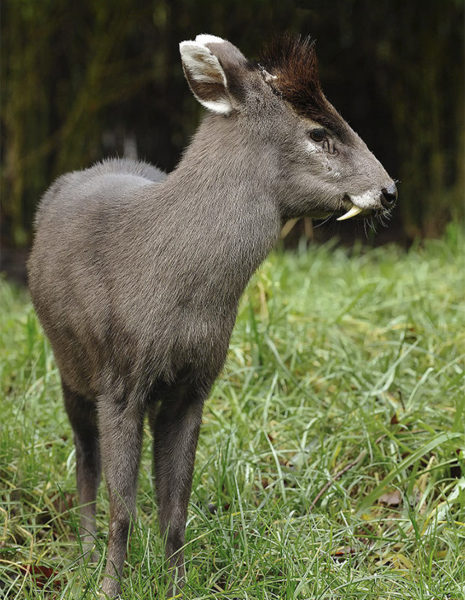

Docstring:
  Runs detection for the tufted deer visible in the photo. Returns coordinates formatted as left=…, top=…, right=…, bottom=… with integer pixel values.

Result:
left=28, top=34, right=396, bottom=597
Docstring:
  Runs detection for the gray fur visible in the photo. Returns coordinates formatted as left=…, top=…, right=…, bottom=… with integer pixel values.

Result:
left=27, top=35, right=395, bottom=597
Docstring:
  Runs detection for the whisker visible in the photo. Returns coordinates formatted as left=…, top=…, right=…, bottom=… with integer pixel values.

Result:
left=374, top=208, right=393, bottom=229
left=313, top=214, right=333, bottom=229
left=363, top=217, right=369, bottom=238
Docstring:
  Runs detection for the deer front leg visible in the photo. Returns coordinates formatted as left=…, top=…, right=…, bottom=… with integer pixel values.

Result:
left=149, top=381, right=208, bottom=589
left=98, top=393, right=144, bottom=598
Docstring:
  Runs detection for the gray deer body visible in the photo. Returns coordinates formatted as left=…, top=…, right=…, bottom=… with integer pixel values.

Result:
left=28, top=34, right=396, bottom=596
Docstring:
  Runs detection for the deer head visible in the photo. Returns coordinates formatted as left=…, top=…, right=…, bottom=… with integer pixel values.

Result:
left=180, top=34, right=397, bottom=223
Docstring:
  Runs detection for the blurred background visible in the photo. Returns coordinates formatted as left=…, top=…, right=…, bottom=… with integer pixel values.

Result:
left=1, top=0, right=464, bottom=282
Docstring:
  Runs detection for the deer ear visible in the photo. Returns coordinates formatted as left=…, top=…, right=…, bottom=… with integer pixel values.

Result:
left=180, top=36, right=234, bottom=115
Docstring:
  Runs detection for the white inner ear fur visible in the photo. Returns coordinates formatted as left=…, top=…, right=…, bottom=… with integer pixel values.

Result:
left=179, top=40, right=232, bottom=115
left=179, top=41, right=227, bottom=86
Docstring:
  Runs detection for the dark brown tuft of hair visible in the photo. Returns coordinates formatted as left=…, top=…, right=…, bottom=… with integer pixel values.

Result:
left=259, top=34, right=346, bottom=138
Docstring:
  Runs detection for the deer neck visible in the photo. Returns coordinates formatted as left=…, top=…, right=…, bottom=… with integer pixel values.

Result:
left=162, top=114, right=282, bottom=295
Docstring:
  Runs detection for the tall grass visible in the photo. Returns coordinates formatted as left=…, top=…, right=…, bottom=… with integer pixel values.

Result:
left=1, top=226, right=464, bottom=599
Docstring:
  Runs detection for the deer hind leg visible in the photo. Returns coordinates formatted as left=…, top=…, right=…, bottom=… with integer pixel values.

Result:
left=62, top=381, right=101, bottom=561
left=148, top=379, right=209, bottom=590
left=98, top=388, right=145, bottom=598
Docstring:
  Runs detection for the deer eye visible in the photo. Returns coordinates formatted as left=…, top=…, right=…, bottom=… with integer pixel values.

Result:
left=308, top=128, right=326, bottom=143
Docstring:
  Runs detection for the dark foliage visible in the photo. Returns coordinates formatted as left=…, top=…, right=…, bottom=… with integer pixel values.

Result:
left=1, top=0, right=463, bottom=259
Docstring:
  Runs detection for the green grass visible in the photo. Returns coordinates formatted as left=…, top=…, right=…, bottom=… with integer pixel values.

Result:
left=1, top=225, right=464, bottom=599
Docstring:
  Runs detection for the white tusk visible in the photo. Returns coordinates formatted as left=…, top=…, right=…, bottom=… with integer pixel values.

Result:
left=337, top=204, right=363, bottom=221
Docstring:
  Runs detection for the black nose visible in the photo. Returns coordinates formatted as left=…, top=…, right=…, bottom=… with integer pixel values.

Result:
left=380, top=183, right=398, bottom=209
